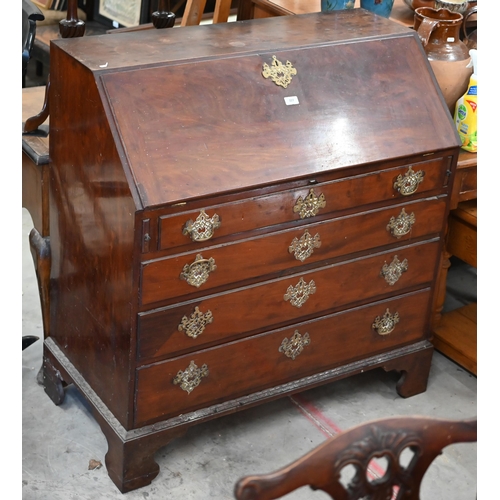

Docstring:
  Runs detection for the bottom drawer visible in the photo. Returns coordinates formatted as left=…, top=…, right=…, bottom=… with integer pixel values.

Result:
left=134, top=289, right=431, bottom=426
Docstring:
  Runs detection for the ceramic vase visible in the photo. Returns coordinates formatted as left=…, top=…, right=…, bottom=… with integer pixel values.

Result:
left=360, top=0, right=395, bottom=18
left=321, top=0, right=355, bottom=11
left=414, top=7, right=472, bottom=114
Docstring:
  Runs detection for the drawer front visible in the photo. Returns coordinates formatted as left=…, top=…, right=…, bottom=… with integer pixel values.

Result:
left=158, top=158, right=449, bottom=251
left=134, top=289, right=432, bottom=426
left=138, top=240, right=440, bottom=362
left=141, top=197, right=447, bottom=305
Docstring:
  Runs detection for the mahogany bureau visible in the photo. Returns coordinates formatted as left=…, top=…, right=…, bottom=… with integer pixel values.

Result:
left=41, top=9, right=461, bottom=492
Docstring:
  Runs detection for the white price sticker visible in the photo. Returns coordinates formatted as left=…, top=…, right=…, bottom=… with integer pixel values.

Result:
left=284, top=96, right=300, bottom=106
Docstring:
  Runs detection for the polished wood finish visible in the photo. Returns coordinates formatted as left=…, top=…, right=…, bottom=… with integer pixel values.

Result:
left=39, top=11, right=460, bottom=492
left=245, top=0, right=480, bottom=378
left=234, top=416, right=477, bottom=499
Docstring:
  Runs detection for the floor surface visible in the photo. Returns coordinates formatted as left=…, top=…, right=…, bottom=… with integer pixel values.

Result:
left=22, top=204, right=477, bottom=499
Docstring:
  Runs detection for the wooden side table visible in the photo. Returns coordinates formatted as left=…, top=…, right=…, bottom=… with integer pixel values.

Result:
left=432, top=153, right=477, bottom=375
left=22, top=86, right=51, bottom=341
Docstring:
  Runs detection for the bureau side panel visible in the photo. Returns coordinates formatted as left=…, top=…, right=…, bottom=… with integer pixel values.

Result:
left=47, top=45, right=138, bottom=428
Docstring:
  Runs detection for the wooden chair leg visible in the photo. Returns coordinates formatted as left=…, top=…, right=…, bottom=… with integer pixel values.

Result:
left=181, top=0, right=208, bottom=25
left=213, top=0, right=232, bottom=23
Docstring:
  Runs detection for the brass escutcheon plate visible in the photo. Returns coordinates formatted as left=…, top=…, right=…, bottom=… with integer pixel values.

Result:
left=394, top=166, right=425, bottom=196
left=284, top=277, right=316, bottom=308
left=386, top=208, right=415, bottom=238
left=372, top=308, right=400, bottom=336
left=293, top=189, right=326, bottom=219
left=182, top=210, right=221, bottom=242
left=173, top=360, right=209, bottom=394
left=262, top=55, right=297, bottom=89
left=380, top=255, right=409, bottom=286
left=178, top=306, right=214, bottom=339
left=279, top=330, right=310, bottom=360
left=180, top=254, right=217, bottom=287
left=289, top=230, right=321, bottom=262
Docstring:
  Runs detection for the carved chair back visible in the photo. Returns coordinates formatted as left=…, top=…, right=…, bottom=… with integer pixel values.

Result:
left=234, top=416, right=477, bottom=500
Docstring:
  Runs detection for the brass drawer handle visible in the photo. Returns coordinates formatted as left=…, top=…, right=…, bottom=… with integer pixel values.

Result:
left=289, top=230, right=321, bottom=262
left=178, top=306, right=213, bottom=339
left=372, top=308, right=400, bottom=336
left=173, top=361, right=209, bottom=394
left=180, top=254, right=216, bottom=288
left=293, top=188, right=326, bottom=219
left=386, top=208, right=415, bottom=238
left=182, top=210, right=221, bottom=242
left=279, top=330, right=310, bottom=360
left=284, top=278, right=316, bottom=308
left=394, top=166, right=425, bottom=196
left=380, top=255, right=408, bottom=285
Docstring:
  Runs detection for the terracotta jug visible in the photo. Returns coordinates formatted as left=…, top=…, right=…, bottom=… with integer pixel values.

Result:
left=414, top=7, right=472, bottom=114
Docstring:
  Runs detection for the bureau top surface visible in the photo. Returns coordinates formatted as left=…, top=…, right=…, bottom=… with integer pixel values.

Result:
left=52, top=10, right=460, bottom=209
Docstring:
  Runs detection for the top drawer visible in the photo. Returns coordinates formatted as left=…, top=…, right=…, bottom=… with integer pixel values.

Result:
left=156, top=157, right=451, bottom=252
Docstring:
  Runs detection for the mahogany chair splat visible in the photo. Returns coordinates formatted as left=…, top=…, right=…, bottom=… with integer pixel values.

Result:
left=234, top=416, right=477, bottom=500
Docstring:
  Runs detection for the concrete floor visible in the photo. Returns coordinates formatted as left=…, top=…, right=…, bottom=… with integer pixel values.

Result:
left=22, top=207, right=477, bottom=500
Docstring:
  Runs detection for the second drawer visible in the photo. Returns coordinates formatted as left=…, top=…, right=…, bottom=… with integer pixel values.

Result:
left=140, top=197, right=446, bottom=306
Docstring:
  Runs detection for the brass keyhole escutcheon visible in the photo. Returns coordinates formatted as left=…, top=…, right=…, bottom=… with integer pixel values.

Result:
left=380, top=255, right=409, bottom=286
left=279, top=330, right=310, bottom=360
left=173, top=360, right=209, bottom=394
left=178, top=306, right=214, bottom=339
left=183, top=210, right=221, bottom=242
left=293, top=189, right=326, bottom=219
left=394, top=166, right=425, bottom=196
left=386, top=208, right=415, bottom=238
left=180, top=254, right=216, bottom=288
left=372, top=308, right=400, bottom=336
left=262, top=55, right=297, bottom=89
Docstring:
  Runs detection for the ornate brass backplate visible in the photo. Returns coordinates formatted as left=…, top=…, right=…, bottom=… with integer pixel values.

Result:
left=293, top=189, right=326, bottom=219
left=182, top=210, right=221, bottom=242
left=279, top=330, right=310, bottom=360
left=386, top=208, right=415, bottom=238
left=173, top=360, right=209, bottom=394
left=289, top=230, right=322, bottom=262
left=380, top=255, right=409, bottom=286
left=372, top=308, right=400, bottom=335
left=284, top=278, right=316, bottom=308
left=178, top=306, right=214, bottom=339
left=262, top=55, right=297, bottom=89
left=180, top=254, right=216, bottom=287
left=394, top=166, right=425, bottom=196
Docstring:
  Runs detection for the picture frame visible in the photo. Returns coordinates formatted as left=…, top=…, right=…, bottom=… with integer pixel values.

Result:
left=93, top=0, right=151, bottom=28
